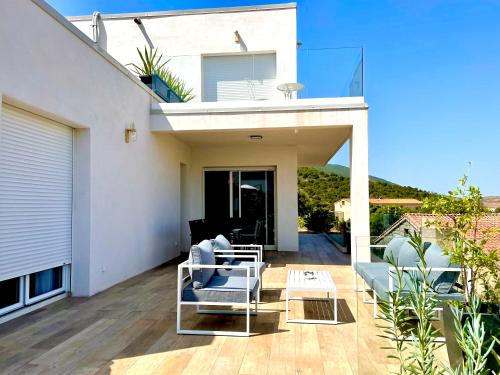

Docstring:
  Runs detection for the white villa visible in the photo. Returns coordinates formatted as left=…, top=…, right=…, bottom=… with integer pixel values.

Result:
left=0, top=1, right=369, bottom=321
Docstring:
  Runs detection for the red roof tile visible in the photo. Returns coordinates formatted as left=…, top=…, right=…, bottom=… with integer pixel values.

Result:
left=379, top=213, right=500, bottom=253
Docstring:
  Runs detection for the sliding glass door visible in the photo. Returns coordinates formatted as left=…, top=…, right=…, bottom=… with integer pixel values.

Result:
left=204, top=168, right=276, bottom=249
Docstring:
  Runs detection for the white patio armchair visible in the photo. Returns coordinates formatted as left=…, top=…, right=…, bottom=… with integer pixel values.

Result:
left=177, top=254, right=260, bottom=337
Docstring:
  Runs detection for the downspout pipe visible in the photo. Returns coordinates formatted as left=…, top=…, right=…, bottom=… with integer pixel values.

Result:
left=91, top=11, right=101, bottom=43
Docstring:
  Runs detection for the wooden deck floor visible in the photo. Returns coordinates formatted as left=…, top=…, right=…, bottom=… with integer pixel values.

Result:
left=0, top=234, right=410, bottom=374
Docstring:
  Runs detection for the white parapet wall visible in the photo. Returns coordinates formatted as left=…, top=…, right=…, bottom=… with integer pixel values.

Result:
left=69, top=4, right=298, bottom=102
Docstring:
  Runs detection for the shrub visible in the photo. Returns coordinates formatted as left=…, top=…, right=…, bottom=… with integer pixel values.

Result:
left=297, top=216, right=306, bottom=229
left=304, top=209, right=335, bottom=233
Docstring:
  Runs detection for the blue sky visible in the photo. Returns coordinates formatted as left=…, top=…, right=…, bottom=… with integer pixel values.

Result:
left=48, top=0, right=500, bottom=196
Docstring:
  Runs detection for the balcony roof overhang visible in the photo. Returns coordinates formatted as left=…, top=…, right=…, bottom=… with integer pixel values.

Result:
left=150, top=97, right=368, bottom=166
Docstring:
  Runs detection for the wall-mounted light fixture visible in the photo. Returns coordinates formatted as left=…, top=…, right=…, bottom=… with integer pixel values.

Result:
left=249, top=135, right=263, bottom=140
left=234, top=30, right=242, bottom=44
left=125, top=123, right=137, bottom=143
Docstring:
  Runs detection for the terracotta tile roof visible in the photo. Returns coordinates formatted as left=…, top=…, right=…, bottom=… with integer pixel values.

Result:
left=335, top=198, right=422, bottom=205
left=379, top=213, right=500, bottom=253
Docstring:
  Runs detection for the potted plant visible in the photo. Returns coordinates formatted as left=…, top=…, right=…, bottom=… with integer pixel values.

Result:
left=378, top=231, right=498, bottom=374
left=127, top=46, right=195, bottom=103
left=377, top=174, right=499, bottom=374
left=422, top=174, right=500, bottom=372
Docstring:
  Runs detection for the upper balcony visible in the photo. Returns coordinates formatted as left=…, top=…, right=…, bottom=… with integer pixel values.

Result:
left=152, top=47, right=363, bottom=103
left=149, top=47, right=367, bottom=166
left=297, top=47, right=363, bottom=99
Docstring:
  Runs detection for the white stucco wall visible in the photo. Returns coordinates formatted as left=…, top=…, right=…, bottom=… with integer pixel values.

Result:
left=0, top=0, right=370, bottom=303
left=69, top=5, right=297, bottom=102
left=188, top=145, right=299, bottom=251
left=0, top=0, right=190, bottom=296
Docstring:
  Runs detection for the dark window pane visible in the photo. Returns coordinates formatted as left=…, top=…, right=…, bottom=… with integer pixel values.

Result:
left=241, top=171, right=267, bottom=244
left=204, top=171, right=230, bottom=221
left=232, top=171, right=240, bottom=218
left=29, top=266, right=63, bottom=298
left=241, top=171, right=266, bottom=226
left=0, top=277, right=21, bottom=309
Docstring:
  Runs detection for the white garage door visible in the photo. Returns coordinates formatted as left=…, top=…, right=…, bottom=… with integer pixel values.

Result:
left=0, top=104, right=73, bottom=282
left=203, top=53, right=276, bottom=102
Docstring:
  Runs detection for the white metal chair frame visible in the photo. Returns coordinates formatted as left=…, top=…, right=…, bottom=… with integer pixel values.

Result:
left=222, top=244, right=263, bottom=262
left=177, top=254, right=259, bottom=337
left=213, top=243, right=264, bottom=296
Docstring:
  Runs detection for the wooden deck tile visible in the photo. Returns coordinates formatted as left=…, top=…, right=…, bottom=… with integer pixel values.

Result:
left=0, top=233, right=448, bottom=374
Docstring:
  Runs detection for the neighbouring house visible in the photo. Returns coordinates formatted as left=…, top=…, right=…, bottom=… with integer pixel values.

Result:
left=375, top=213, right=500, bottom=252
left=334, top=198, right=422, bottom=221
left=0, top=1, right=370, bottom=321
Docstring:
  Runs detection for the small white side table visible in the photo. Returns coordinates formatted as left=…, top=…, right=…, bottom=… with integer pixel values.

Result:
left=286, top=270, right=338, bottom=324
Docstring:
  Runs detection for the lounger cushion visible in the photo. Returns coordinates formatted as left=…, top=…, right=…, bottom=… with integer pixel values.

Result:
left=397, top=241, right=421, bottom=267
left=423, top=243, right=459, bottom=294
left=189, top=240, right=215, bottom=289
left=372, top=274, right=464, bottom=302
left=215, top=261, right=266, bottom=278
left=372, top=272, right=412, bottom=300
left=182, top=275, right=259, bottom=303
left=355, top=262, right=390, bottom=288
left=382, top=236, right=408, bottom=263
left=213, top=234, right=235, bottom=264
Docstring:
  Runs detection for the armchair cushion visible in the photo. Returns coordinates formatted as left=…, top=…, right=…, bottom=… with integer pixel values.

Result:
left=423, top=243, right=459, bottom=294
left=212, top=234, right=235, bottom=264
left=189, top=239, right=215, bottom=289
left=182, top=275, right=259, bottom=303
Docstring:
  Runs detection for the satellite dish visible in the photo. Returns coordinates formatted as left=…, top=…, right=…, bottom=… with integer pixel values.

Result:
left=277, top=82, right=304, bottom=99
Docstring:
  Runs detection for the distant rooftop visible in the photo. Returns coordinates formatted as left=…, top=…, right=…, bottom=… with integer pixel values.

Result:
left=379, top=213, right=500, bottom=252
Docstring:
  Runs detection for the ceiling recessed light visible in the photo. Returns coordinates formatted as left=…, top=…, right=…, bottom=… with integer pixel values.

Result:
left=249, top=135, right=263, bottom=140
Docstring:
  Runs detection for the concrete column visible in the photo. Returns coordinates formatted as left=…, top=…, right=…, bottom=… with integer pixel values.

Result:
left=72, top=128, right=91, bottom=296
left=349, top=110, right=370, bottom=264
left=277, top=150, right=299, bottom=251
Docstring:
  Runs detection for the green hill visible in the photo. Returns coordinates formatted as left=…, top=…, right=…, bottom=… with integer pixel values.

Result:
left=298, top=165, right=436, bottom=217
left=317, top=164, right=394, bottom=184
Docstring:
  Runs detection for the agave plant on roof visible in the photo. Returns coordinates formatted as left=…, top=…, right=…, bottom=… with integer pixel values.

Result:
left=128, top=46, right=195, bottom=102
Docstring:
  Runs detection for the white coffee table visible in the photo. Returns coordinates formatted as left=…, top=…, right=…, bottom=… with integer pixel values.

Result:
left=286, top=270, right=337, bottom=324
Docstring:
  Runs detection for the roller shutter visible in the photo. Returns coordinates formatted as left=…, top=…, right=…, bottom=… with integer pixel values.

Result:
left=0, top=104, right=72, bottom=281
left=203, top=53, right=276, bottom=101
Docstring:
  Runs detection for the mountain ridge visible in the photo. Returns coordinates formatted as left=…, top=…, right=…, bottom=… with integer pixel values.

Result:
left=298, top=165, right=437, bottom=217
left=316, top=164, right=394, bottom=184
